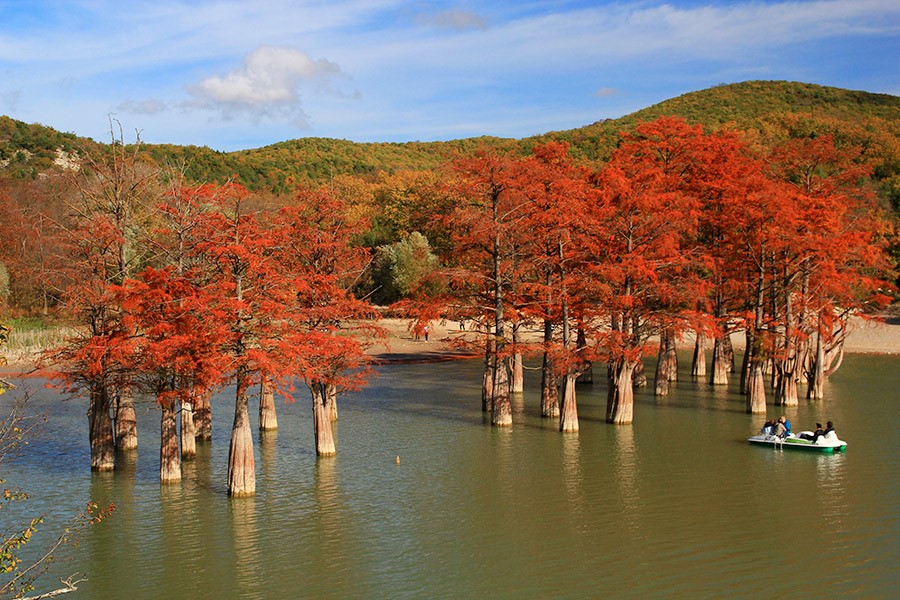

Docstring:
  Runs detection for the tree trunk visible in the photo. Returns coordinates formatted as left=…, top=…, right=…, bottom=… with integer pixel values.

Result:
left=227, top=373, right=255, bottom=496
left=325, top=382, right=338, bottom=421
left=195, top=387, right=212, bottom=441
left=654, top=334, right=669, bottom=397
left=89, top=383, right=115, bottom=471
left=481, top=337, right=493, bottom=413
left=259, top=378, right=278, bottom=430
left=540, top=320, right=559, bottom=418
left=710, top=329, right=729, bottom=386
left=666, top=330, right=678, bottom=381
left=114, top=386, right=138, bottom=452
left=746, top=360, right=767, bottom=414
left=607, top=359, right=637, bottom=424
left=510, top=353, right=524, bottom=394
left=180, top=399, right=196, bottom=460
left=575, top=327, right=593, bottom=383
left=807, top=326, right=825, bottom=400
left=310, top=381, right=336, bottom=456
left=491, top=355, right=512, bottom=427
left=510, top=327, right=524, bottom=394
left=558, top=373, right=579, bottom=432
left=632, top=360, right=647, bottom=388
left=160, top=397, right=181, bottom=483
left=722, top=331, right=734, bottom=372
left=691, top=333, right=706, bottom=378
left=739, top=330, right=752, bottom=395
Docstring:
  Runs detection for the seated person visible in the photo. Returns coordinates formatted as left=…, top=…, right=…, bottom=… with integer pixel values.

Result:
left=823, top=421, right=836, bottom=440
left=761, top=418, right=775, bottom=435
left=782, top=416, right=792, bottom=435
left=804, top=423, right=824, bottom=443
left=772, top=418, right=787, bottom=438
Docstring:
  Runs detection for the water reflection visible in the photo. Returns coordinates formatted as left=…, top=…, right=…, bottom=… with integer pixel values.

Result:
left=561, top=434, right=585, bottom=516
left=612, top=426, right=641, bottom=532
left=230, top=498, right=261, bottom=600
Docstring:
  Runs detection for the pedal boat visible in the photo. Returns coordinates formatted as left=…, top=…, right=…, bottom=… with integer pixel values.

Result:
left=748, top=431, right=847, bottom=453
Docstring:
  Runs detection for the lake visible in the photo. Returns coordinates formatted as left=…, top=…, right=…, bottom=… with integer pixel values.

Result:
left=3, top=352, right=898, bottom=599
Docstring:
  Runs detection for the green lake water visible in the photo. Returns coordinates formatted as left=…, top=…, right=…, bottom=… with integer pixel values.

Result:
left=3, top=352, right=898, bottom=599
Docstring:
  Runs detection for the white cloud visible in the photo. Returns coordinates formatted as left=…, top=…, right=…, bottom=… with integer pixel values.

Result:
left=187, top=45, right=344, bottom=123
left=594, top=87, right=619, bottom=98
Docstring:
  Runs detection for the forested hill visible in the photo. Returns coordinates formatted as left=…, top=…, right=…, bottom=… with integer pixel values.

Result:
left=1, top=80, right=898, bottom=193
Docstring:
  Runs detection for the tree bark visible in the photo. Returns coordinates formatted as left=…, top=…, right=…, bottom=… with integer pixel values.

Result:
left=558, top=373, right=579, bottom=432
left=491, top=355, right=512, bottom=427
left=227, top=372, right=256, bottom=496
left=654, top=333, right=669, bottom=397
left=710, top=329, right=729, bottom=386
left=510, top=327, right=524, bottom=394
left=607, top=359, right=637, bottom=424
left=722, top=331, right=735, bottom=373
left=631, top=360, right=647, bottom=388
left=259, top=378, right=278, bottom=430
left=89, top=383, right=115, bottom=471
left=160, top=397, right=181, bottom=483
left=746, top=359, right=767, bottom=414
left=195, top=387, right=212, bottom=441
left=575, top=327, right=593, bottom=383
left=691, top=333, right=706, bottom=378
left=540, top=319, right=559, bottom=417
left=325, top=382, right=338, bottom=422
left=310, top=381, right=336, bottom=456
left=181, top=399, right=196, bottom=459
left=807, top=324, right=825, bottom=399
left=481, top=336, right=493, bottom=413
left=114, top=386, right=138, bottom=452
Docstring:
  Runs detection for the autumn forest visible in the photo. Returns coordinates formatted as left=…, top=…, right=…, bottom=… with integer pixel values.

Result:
left=0, top=81, right=897, bottom=499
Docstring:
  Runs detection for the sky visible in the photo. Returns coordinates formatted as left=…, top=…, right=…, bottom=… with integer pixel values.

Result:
left=1, top=0, right=898, bottom=152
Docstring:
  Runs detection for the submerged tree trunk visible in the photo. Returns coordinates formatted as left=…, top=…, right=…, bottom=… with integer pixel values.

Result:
left=325, top=382, right=338, bottom=422
left=807, top=325, right=825, bottom=400
left=607, top=359, right=638, bottom=424
left=654, top=334, right=670, bottom=397
left=558, top=373, right=578, bottom=432
left=259, top=378, right=278, bottom=430
left=691, top=333, right=706, bottom=378
left=195, top=387, right=212, bottom=441
left=89, top=382, right=115, bottom=471
left=491, top=355, right=512, bottom=427
left=114, top=386, right=138, bottom=452
left=666, top=330, right=678, bottom=381
left=747, top=360, right=767, bottom=414
left=632, top=360, right=647, bottom=388
left=227, top=372, right=255, bottom=496
left=540, top=319, right=559, bottom=418
left=510, top=327, right=524, bottom=394
left=481, top=337, right=493, bottom=413
left=181, top=399, right=196, bottom=460
left=160, top=397, right=181, bottom=483
left=710, top=328, right=730, bottom=386
left=310, top=381, right=336, bottom=456
left=722, top=331, right=735, bottom=373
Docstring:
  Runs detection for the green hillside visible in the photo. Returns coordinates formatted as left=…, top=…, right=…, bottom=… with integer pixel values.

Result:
left=2, top=81, right=898, bottom=194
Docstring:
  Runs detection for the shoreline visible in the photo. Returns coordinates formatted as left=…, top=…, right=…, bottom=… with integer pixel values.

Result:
left=3, top=316, right=898, bottom=375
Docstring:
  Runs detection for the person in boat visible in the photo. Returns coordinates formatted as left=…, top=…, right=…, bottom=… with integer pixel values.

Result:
left=781, top=416, right=792, bottom=435
left=760, top=418, right=775, bottom=435
left=801, top=423, right=823, bottom=441
left=823, top=421, right=835, bottom=437
left=772, top=417, right=787, bottom=439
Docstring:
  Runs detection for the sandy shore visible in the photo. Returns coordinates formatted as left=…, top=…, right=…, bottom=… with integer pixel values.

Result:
left=3, top=315, right=898, bottom=374
left=372, top=315, right=900, bottom=360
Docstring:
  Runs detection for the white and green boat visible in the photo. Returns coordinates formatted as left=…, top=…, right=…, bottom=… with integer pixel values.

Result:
left=748, top=431, right=847, bottom=453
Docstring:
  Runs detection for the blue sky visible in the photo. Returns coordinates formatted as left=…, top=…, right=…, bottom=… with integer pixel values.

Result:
left=1, top=0, right=898, bottom=151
